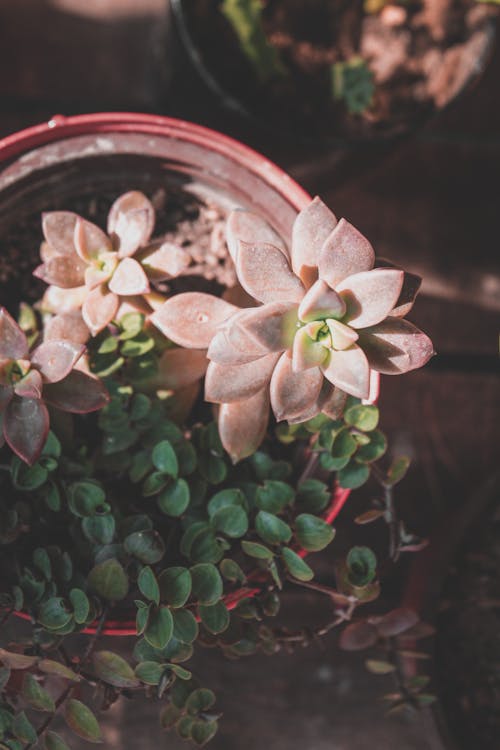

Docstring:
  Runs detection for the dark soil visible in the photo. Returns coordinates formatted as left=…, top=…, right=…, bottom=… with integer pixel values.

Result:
left=435, top=495, right=500, bottom=750
left=0, top=182, right=233, bottom=316
left=181, top=0, right=497, bottom=139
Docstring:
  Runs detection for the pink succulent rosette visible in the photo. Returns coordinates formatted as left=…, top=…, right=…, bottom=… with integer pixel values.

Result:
left=0, top=308, right=109, bottom=464
left=34, top=191, right=189, bottom=337
left=151, top=198, right=433, bottom=463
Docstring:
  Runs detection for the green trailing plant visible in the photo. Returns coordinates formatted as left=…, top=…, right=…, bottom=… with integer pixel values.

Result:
left=0, top=190, right=433, bottom=747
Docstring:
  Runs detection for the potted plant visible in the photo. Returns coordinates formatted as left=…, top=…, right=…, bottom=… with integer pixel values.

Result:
left=172, top=0, right=498, bottom=142
left=0, top=113, right=433, bottom=749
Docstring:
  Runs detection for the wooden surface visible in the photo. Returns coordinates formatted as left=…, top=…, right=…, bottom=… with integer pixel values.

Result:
left=0, top=2, right=498, bottom=749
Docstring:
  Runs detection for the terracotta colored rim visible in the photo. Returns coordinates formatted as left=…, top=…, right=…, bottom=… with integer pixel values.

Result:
left=1, top=112, right=350, bottom=636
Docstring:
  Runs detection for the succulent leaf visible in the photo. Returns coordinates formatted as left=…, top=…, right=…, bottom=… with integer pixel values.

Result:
left=291, top=196, right=338, bottom=288
left=337, top=268, right=404, bottom=329
left=318, top=218, right=375, bottom=289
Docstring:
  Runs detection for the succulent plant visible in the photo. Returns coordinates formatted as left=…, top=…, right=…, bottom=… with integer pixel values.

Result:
left=34, top=191, right=190, bottom=337
left=0, top=307, right=108, bottom=464
left=151, top=198, right=433, bottom=462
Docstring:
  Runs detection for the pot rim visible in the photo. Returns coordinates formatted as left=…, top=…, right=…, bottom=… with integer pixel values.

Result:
left=1, top=112, right=357, bottom=637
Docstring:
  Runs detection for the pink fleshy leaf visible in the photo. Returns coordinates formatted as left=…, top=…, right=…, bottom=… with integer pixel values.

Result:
left=236, top=303, right=297, bottom=352
left=374, top=260, right=422, bottom=318
left=321, top=345, right=370, bottom=399
left=226, top=209, right=287, bottom=262
left=0, top=385, right=14, bottom=414
left=218, top=387, right=270, bottom=463
left=41, top=285, right=87, bottom=314
left=205, top=352, right=279, bottom=404
left=84, top=255, right=117, bottom=290
left=158, top=348, right=208, bottom=390
left=34, top=256, right=86, bottom=289
left=337, top=269, right=404, bottom=329
left=326, top=319, right=359, bottom=351
left=291, top=197, right=338, bottom=288
left=31, top=340, right=85, bottom=383
left=151, top=293, right=237, bottom=349
left=4, top=397, right=49, bottom=465
left=43, top=370, right=109, bottom=413
left=236, top=241, right=305, bottom=305
left=44, top=312, right=89, bottom=344
left=207, top=330, right=265, bottom=366
left=298, top=279, right=346, bottom=323
left=0, top=307, right=29, bottom=359
left=292, top=326, right=328, bottom=372
left=42, top=212, right=78, bottom=256
left=108, top=257, right=150, bottom=296
left=82, top=286, right=119, bottom=336
left=14, top=370, right=43, bottom=400
left=74, top=217, right=112, bottom=262
left=107, top=191, right=155, bottom=258
left=318, top=219, right=375, bottom=289
left=358, top=317, right=435, bottom=375
left=319, top=384, right=348, bottom=420
left=140, top=242, right=191, bottom=281
left=391, top=271, right=422, bottom=318
left=270, top=352, right=323, bottom=422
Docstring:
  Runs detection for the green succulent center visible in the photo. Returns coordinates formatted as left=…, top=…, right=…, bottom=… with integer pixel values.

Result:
left=0, top=358, right=31, bottom=386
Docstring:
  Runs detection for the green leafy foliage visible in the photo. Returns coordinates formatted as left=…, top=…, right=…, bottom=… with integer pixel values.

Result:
left=331, top=57, right=375, bottom=114
left=220, top=0, right=286, bottom=81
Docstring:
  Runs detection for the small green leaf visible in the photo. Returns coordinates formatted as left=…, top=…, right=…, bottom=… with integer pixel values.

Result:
left=191, top=720, right=218, bottom=746
left=138, top=566, right=160, bottom=605
left=38, top=659, right=80, bottom=682
left=338, top=461, right=370, bottom=489
left=331, top=428, right=357, bottom=459
left=158, top=479, right=190, bottom=517
left=186, top=688, right=216, bottom=715
left=356, top=430, right=387, bottom=463
left=344, top=404, right=379, bottom=432
left=82, top=514, right=115, bottom=545
left=33, top=548, right=52, bottom=580
left=142, top=471, right=169, bottom=497
left=64, top=699, right=102, bottom=743
left=38, top=597, right=73, bottom=630
left=172, top=609, right=199, bottom=644
left=135, top=661, right=164, bottom=685
left=158, top=567, right=192, bottom=608
left=241, top=541, right=273, bottom=560
left=22, top=673, right=55, bottom=712
left=255, top=481, right=294, bottom=513
left=211, top=505, right=248, bottom=538
left=207, top=489, right=245, bottom=517
left=145, top=607, right=174, bottom=650
left=190, top=564, right=223, bottom=606
left=219, top=559, right=246, bottom=583
left=0, top=649, right=37, bottom=669
left=199, top=601, right=230, bottom=634
left=347, top=546, right=377, bottom=587
left=92, top=651, right=139, bottom=688
left=124, top=530, right=165, bottom=564
left=160, top=702, right=182, bottom=729
left=294, top=514, right=335, bottom=552
left=365, top=659, right=396, bottom=675
left=255, top=511, right=292, bottom=545
left=12, top=712, right=37, bottom=744
left=169, top=664, right=192, bottom=680
left=69, top=588, right=90, bottom=624
left=67, top=481, right=106, bottom=518
left=44, top=730, right=71, bottom=750
left=386, top=456, right=411, bottom=486
left=281, top=548, right=314, bottom=581
left=152, top=441, right=179, bottom=477
left=87, top=558, right=129, bottom=602
left=296, top=479, right=330, bottom=513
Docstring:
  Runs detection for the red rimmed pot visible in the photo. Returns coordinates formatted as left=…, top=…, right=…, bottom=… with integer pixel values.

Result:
left=0, top=112, right=360, bottom=637
left=399, top=472, right=500, bottom=750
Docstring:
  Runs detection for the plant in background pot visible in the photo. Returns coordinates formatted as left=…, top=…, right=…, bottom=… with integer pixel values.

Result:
left=172, top=0, right=498, bottom=141
left=0, top=114, right=433, bottom=749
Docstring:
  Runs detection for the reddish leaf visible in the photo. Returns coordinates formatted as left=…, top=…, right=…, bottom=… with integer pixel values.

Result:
left=4, top=397, right=49, bottom=465
left=0, top=307, right=29, bottom=359
left=31, top=341, right=84, bottom=383
left=44, top=371, right=109, bottom=414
